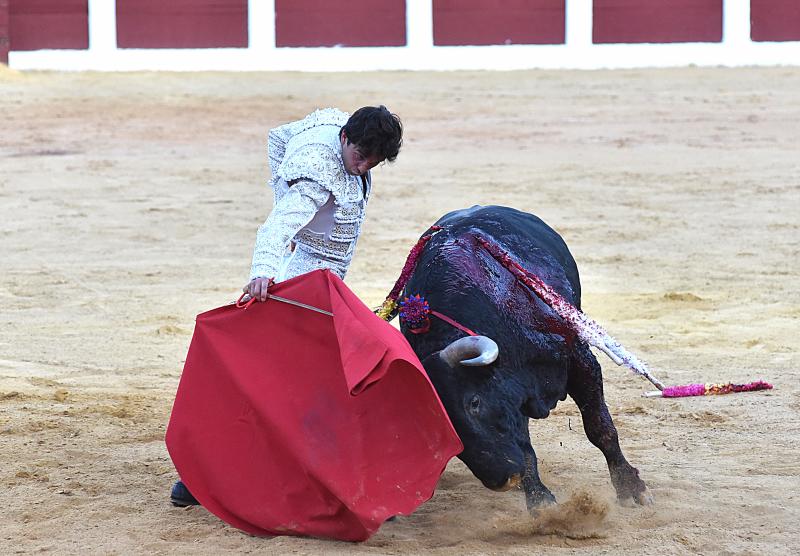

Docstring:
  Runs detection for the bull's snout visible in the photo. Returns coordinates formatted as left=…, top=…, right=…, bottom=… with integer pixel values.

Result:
left=487, top=473, right=521, bottom=492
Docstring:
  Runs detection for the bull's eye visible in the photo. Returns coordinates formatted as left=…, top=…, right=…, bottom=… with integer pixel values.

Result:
left=468, top=395, right=481, bottom=416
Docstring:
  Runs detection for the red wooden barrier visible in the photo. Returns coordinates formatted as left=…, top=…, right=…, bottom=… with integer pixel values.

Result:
left=593, top=0, right=723, bottom=43
left=0, top=0, right=9, bottom=64
left=275, top=0, right=406, bottom=47
left=116, top=0, right=248, bottom=49
left=433, top=0, right=565, bottom=46
left=751, top=0, right=800, bottom=41
left=8, top=0, right=88, bottom=51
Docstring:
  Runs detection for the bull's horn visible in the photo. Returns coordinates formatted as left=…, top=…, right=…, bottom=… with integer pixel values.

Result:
left=439, top=336, right=499, bottom=368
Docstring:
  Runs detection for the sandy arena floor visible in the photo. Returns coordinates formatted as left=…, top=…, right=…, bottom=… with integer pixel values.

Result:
left=1, top=65, right=799, bottom=555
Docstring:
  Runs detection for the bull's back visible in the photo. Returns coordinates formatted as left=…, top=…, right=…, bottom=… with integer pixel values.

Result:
left=430, top=206, right=581, bottom=303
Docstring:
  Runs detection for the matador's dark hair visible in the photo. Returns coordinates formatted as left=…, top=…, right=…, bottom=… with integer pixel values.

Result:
left=341, top=105, right=403, bottom=162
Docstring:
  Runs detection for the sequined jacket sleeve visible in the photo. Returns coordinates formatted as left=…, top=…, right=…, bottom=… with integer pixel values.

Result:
left=249, top=179, right=332, bottom=280
left=267, top=126, right=290, bottom=179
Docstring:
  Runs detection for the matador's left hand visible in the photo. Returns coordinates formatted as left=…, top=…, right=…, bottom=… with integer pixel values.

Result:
left=243, top=276, right=275, bottom=302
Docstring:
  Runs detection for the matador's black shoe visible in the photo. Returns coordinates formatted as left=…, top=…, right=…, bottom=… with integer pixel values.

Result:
left=170, top=480, right=200, bottom=507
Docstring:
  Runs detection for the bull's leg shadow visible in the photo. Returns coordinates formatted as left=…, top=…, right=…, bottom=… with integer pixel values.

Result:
left=521, top=447, right=557, bottom=512
left=567, top=342, right=653, bottom=505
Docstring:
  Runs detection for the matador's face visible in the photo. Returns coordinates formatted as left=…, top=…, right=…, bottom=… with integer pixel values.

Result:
left=340, top=132, right=382, bottom=177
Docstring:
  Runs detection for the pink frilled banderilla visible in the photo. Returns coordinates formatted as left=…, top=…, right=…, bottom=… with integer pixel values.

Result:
left=644, top=380, right=773, bottom=398
left=477, top=237, right=774, bottom=398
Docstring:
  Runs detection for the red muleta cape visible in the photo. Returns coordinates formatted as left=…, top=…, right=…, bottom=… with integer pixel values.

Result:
left=166, top=270, right=462, bottom=541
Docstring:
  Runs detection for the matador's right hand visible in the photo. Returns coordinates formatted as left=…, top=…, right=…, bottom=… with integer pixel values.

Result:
left=243, top=277, right=275, bottom=302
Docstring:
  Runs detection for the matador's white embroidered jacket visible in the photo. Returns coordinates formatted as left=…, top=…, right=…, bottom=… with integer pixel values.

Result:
left=249, top=108, right=371, bottom=282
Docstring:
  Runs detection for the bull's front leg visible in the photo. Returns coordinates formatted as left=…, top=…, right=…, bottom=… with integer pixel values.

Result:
left=521, top=446, right=556, bottom=511
left=568, top=343, right=652, bottom=505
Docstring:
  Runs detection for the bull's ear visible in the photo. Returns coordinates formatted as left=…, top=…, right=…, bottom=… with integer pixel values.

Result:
left=439, top=336, right=499, bottom=368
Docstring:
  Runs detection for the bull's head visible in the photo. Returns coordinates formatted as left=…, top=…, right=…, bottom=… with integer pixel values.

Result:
left=422, top=335, right=532, bottom=492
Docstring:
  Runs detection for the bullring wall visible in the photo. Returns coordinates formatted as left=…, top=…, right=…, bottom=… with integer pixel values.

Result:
left=3, top=0, right=799, bottom=70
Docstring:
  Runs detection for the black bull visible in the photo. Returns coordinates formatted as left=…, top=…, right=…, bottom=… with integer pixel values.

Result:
left=400, top=206, right=651, bottom=509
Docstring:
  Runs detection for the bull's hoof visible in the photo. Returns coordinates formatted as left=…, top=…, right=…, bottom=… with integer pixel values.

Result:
left=525, top=488, right=557, bottom=513
left=526, top=496, right=557, bottom=517
left=616, top=485, right=653, bottom=507
left=633, top=488, right=654, bottom=506
left=610, top=465, right=651, bottom=506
